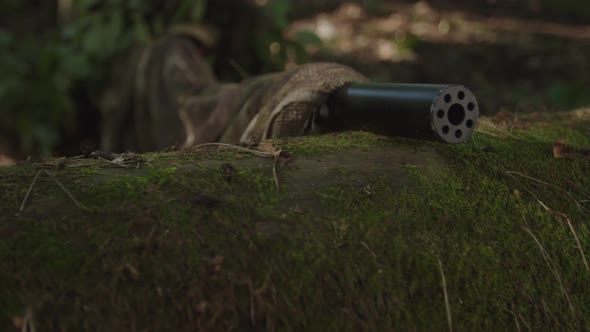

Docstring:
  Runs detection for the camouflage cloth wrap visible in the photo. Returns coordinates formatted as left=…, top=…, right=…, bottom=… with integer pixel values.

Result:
left=100, top=29, right=367, bottom=153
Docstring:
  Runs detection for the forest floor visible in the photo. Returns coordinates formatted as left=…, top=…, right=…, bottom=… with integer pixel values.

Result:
left=289, top=1, right=590, bottom=115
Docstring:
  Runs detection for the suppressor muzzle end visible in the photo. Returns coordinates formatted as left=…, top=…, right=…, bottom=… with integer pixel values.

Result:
left=326, top=82, right=480, bottom=143
left=431, top=85, right=479, bottom=143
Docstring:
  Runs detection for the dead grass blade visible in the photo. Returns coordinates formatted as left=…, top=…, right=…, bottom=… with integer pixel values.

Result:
left=44, top=170, right=83, bottom=209
left=511, top=302, right=521, bottom=332
left=475, top=129, right=523, bottom=140
left=437, top=258, right=453, bottom=332
left=272, top=155, right=280, bottom=192
left=22, top=307, right=36, bottom=332
left=564, top=216, right=590, bottom=274
left=17, top=170, right=42, bottom=217
left=508, top=171, right=589, bottom=278
left=361, top=241, right=378, bottom=259
left=506, top=171, right=584, bottom=211
left=523, top=226, right=575, bottom=315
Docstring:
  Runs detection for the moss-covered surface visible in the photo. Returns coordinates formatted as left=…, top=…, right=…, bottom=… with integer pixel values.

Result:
left=1, top=110, right=590, bottom=331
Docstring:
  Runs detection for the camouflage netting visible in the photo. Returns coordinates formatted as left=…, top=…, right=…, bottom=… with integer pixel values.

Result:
left=100, top=28, right=367, bottom=153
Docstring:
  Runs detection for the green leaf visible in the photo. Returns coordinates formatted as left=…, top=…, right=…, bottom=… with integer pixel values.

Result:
left=74, top=0, right=100, bottom=11
left=153, top=18, right=165, bottom=36
left=547, top=81, right=590, bottom=109
left=104, top=10, right=125, bottom=53
left=127, top=0, right=143, bottom=11
left=266, top=0, right=290, bottom=28
left=81, top=16, right=105, bottom=56
left=0, top=30, right=12, bottom=46
left=59, top=50, right=92, bottom=80
left=290, top=41, right=308, bottom=64
left=294, top=30, right=322, bottom=46
left=190, top=0, right=207, bottom=22
left=0, top=83, right=6, bottom=100
left=37, top=47, right=60, bottom=77
left=393, top=33, right=421, bottom=52
left=132, top=14, right=151, bottom=42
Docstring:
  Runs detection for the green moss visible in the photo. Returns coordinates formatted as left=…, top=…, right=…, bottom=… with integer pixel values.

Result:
left=313, top=134, right=589, bottom=329
left=76, top=167, right=100, bottom=175
left=276, top=130, right=408, bottom=155
left=0, top=111, right=589, bottom=330
left=327, top=165, right=352, bottom=177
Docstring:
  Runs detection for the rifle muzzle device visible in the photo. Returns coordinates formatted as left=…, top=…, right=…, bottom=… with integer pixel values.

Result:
left=325, top=83, right=479, bottom=143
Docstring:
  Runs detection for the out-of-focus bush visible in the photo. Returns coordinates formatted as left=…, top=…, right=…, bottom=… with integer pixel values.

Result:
left=0, top=25, right=71, bottom=156
left=539, top=0, right=590, bottom=22
left=0, top=0, right=320, bottom=157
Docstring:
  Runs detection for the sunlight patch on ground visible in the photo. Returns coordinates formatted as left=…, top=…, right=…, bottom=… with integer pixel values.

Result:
left=288, top=1, right=590, bottom=63
left=0, top=155, right=15, bottom=167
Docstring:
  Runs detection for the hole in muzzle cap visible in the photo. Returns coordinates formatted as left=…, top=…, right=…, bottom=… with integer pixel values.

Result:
left=448, top=103, right=465, bottom=126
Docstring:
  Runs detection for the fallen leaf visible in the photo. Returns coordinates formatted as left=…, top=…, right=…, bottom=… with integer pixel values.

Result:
left=0, top=154, right=16, bottom=166
left=12, top=316, right=24, bottom=329
left=553, top=141, right=590, bottom=160
left=553, top=141, right=573, bottom=159
left=212, top=255, right=224, bottom=266
left=257, top=141, right=282, bottom=157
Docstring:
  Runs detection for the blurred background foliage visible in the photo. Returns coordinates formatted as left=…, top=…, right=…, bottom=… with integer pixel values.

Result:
left=0, top=0, right=321, bottom=157
left=1, top=0, right=590, bottom=158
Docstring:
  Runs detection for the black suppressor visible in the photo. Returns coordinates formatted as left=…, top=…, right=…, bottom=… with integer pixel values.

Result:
left=324, top=83, right=479, bottom=143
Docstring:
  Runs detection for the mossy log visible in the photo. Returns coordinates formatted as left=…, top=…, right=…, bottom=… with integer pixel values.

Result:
left=1, top=110, right=590, bottom=331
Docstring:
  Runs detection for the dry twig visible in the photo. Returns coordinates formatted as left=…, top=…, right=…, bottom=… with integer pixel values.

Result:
left=193, top=142, right=273, bottom=158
